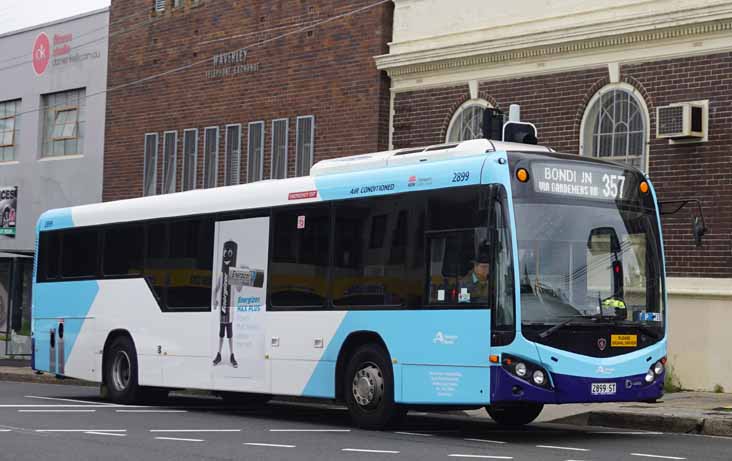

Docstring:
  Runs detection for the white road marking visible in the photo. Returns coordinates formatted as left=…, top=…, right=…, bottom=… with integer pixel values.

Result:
left=24, top=395, right=117, bottom=406
left=18, top=410, right=96, bottom=413
left=448, top=455, right=513, bottom=460
left=35, top=429, right=127, bottom=432
left=536, top=445, right=590, bottom=452
left=150, top=429, right=241, bottom=433
left=244, top=443, right=296, bottom=448
left=84, top=431, right=127, bottom=437
left=630, top=454, right=686, bottom=460
left=394, top=431, right=433, bottom=437
left=342, top=448, right=400, bottom=454
left=269, top=429, right=351, bottom=432
left=155, top=437, right=204, bottom=442
left=0, top=429, right=11, bottom=432
left=590, top=431, right=663, bottom=435
left=116, top=410, right=187, bottom=413
left=464, top=438, right=507, bottom=444
left=0, top=403, right=149, bottom=408
left=0, top=404, right=132, bottom=408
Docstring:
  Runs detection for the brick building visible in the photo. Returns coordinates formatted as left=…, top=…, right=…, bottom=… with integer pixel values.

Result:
left=104, top=0, right=392, bottom=202
left=376, top=0, right=732, bottom=390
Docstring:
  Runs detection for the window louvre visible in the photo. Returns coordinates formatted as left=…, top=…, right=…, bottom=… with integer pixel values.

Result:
left=162, top=131, right=177, bottom=194
left=295, top=116, right=314, bottom=177
left=143, top=133, right=159, bottom=196
left=247, top=121, right=264, bottom=183
left=154, top=0, right=166, bottom=12
left=271, top=118, right=288, bottom=179
left=203, top=127, right=219, bottom=188
left=182, top=129, right=198, bottom=190
left=224, top=124, right=241, bottom=186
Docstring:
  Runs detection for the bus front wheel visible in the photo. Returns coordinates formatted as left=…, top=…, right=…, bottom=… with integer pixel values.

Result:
left=103, top=336, right=142, bottom=404
left=344, top=344, right=404, bottom=429
left=486, top=403, right=543, bottom=426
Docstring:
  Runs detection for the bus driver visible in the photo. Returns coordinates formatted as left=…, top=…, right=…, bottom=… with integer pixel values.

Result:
left=460, top=243, right=492, bottom=302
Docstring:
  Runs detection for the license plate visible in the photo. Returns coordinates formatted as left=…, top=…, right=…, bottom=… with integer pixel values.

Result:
left=591, top=383, right=617, bottom=395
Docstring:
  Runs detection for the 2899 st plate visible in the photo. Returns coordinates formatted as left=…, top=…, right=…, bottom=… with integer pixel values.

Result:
left=591, top=383, right=617, bottom=395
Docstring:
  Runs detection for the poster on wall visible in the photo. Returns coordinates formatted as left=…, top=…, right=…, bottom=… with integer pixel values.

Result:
left=0, top=186, right=17, bottom=238
left=211, top=217, right=269, bottom=391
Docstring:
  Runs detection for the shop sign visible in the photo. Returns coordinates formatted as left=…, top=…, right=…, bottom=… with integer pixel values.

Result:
left=0, top=186, right=17, bottom=237
left=32, top=31, right=101, bottom=76
left=206, top=48, right=259, bottom=79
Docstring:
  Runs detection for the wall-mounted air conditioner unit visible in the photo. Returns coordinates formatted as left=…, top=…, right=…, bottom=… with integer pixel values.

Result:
left=656, top=101, right=707, bottom=141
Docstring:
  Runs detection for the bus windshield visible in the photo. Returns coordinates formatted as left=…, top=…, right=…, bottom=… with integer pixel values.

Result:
left=509, top=153, right=664, bottom=334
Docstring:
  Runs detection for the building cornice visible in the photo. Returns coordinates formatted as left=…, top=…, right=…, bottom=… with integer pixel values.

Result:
left=376, top=6, right=732, bottom=78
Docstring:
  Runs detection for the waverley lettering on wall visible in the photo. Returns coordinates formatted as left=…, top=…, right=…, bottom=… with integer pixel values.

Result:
left=206, top=48, right=260, bottom=80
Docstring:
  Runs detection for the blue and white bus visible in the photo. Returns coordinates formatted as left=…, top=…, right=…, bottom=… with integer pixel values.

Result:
left=32, top=139, right=671, bottom=428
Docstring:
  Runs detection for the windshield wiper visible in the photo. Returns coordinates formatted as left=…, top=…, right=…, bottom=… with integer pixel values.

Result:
left=538, top=315, right=663, bottom=341
left=538, top=314, right=603, bottom=339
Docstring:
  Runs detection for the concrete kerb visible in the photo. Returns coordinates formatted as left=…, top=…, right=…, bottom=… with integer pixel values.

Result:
left=0, top=367, right=95, bottom=387
left=552, top=411, right=732, bottom=437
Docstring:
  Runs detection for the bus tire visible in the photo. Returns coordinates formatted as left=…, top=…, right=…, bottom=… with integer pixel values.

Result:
left=344, top=343, right=403, bottom=429
left=485, top=403, right=543, bottom=426
left=103, top=336, right=141, bottom=404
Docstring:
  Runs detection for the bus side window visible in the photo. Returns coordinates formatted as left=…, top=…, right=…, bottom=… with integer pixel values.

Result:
left=103, top=226, right=144, bottom=276
left=38, top=231, right=61, bottom=282
left=60, top=229, right=99, bottom=279
left=269, top=205, right=330, bottom=310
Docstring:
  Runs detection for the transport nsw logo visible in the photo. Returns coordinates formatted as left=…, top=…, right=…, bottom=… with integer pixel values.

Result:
left=32, top=32, right=50, bottom=76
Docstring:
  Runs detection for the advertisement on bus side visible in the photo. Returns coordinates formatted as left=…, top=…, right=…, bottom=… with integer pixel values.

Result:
left=211, top=217, right=269, bottom=390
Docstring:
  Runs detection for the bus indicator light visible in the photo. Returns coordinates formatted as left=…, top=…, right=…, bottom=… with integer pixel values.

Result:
left=640, top=181, right=649, bottom=194
left=516, top=168, right=530, bottom=183
left=490, top=355, right=500, bottom=363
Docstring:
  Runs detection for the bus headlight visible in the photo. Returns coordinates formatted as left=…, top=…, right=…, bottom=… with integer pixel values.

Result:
left=501, top=354, right=552, bottom=389
left=532, top=370, right=546, bottom=386
left=645, top=371, right=655, bottom=383
left=653, top=361, right=664, bottom=376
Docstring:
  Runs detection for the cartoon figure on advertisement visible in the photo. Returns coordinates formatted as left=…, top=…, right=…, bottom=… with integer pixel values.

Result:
left=213, top=240, right=238, bottom=368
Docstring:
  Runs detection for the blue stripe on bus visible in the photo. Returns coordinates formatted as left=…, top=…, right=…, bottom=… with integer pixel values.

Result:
left=302, top=309, right=493, bottom=403
left=314, top=155, right=487, bottom=201
left=33, top=281, right=99, bottom=373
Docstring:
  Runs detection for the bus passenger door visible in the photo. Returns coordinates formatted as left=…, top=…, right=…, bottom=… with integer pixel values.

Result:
left=210, top=217, right=270, bottom=393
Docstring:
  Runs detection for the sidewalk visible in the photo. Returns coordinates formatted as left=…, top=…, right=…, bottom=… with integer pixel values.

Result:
left=466, top=391, right=732, bottom=436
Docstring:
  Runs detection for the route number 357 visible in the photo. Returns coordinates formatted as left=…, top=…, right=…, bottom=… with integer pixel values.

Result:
left=602, top=174, right=626, bottom=199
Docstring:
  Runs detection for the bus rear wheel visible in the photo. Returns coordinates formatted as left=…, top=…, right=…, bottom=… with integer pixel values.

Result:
left=103, top=336, right=142, bottom=404
left=344, top=344, right=403, bottom=429
left=486, top=403, right=543, bottom=426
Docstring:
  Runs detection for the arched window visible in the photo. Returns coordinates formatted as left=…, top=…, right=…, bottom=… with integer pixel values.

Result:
left=581, top=84, right=649, bottom=171
left=447, top=99, right=490, bottom=143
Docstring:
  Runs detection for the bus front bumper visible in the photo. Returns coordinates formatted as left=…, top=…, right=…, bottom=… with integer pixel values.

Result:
left=490, top=366, right=665, bottom=404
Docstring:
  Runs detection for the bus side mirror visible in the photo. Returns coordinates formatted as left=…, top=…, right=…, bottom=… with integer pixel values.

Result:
left=693, top=216, right=707, bottom=247
left=659, top=199, right=708, bottom=248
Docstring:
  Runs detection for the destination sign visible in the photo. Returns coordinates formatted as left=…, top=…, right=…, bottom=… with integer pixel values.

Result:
left=531, top=162, right=629, bottom=201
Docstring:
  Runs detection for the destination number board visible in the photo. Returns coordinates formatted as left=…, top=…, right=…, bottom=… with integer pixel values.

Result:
left=531, top=162, right=632, bottom=201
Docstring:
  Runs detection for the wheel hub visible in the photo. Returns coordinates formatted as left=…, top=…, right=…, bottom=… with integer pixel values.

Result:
left=352, top=363, right=384, bottom=408
left=111, top=350, right=131, bottom=392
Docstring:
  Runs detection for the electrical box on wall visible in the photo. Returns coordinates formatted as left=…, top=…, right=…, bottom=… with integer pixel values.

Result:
left=656, top=101, right=708, bottom=142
